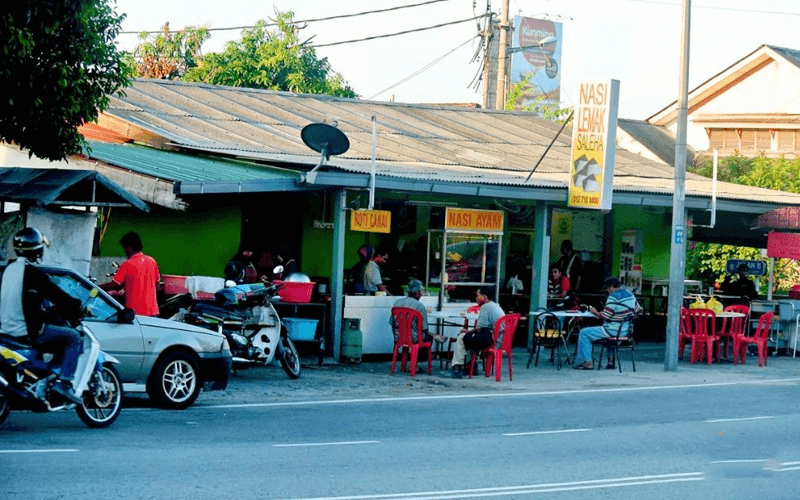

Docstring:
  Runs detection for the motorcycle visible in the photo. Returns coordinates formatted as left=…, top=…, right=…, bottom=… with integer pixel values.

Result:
left=170, top=272, right=301, bottom=379
left=0, top=295, right=124, bottom=428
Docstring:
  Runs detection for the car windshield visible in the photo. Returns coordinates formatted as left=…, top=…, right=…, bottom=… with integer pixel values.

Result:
left=48, top=273, right=119, bottom=321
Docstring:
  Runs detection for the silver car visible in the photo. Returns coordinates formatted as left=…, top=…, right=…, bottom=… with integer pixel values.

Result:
left=34, top=266, right=232, bottom=409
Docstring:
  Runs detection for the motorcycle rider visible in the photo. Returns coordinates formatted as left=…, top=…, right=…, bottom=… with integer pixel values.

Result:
left=0, top=228, right=86, bottom=403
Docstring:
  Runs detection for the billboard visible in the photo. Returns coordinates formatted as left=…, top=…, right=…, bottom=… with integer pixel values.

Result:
left=509, top=17, right=562, bottom=111
left=568, top=80, right=619, bottom=210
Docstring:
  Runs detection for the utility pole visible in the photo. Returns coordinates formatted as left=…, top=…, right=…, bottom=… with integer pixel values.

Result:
left=665, top=0, right=691, bottom=371
left=495, top=0, right=509, bottom=110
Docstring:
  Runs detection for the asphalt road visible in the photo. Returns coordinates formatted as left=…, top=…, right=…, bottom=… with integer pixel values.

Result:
left=2, top=378, right=800, bottom=499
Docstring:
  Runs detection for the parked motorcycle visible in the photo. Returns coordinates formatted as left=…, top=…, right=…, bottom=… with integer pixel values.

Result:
left=171, top=275, right=301, bottom=379
left=0, top=301, right=124, bottom=428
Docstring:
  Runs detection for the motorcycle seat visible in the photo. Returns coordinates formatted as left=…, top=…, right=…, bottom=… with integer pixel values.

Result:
left=0, top=333, right=32, bottom=351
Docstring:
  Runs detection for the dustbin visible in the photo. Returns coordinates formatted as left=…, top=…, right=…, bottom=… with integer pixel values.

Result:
left=341, top=318, right=362, bottom=363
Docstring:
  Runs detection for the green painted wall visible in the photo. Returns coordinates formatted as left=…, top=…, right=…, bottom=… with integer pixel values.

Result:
left=100, top=204, right=242, bottom=277
left=611, top=206, right=671, bottom=279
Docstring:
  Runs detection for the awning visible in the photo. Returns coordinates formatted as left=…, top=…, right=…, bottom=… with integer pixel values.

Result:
left=0, top=168, right=149, bottom=211
left=752, top=206, right=800, bottom=231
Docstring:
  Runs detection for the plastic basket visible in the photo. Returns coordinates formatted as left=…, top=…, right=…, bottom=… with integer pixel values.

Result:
left=163, top=275, right=189, bottom=295
left=274, top=281, right=316, bottom=303
left=283, top=317, right=319, bottom=341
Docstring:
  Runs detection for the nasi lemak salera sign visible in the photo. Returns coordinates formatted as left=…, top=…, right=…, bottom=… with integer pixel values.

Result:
left=568, top=80, right=619, bottom=210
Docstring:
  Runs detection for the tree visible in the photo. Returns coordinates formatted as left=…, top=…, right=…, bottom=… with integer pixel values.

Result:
left=134, top=23, right=209, bottom=79
left=505, top=71, right=572, bottom=123
left=688, top=152, right=753, bottom=183
left=183, top=11, right=356, bottom=97
left=0, top=0, right=131, bottom=161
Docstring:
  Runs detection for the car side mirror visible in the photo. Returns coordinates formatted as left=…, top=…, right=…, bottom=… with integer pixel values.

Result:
left=118, top=307, right=136, bottom=324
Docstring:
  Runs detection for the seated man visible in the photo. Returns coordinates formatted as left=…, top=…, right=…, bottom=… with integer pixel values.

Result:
left=548, top=265, right=571, bottom=298
left=389, top=278, right=437, bottom=344
left=573, top=276, right=642, bottom=370
left=449, top=286, right=505, bottom=378
left=723, top=263, right=758, bottom=304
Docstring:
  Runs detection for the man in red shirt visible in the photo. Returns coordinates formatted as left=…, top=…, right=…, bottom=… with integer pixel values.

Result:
left=101, top=231, right=160, bottom=316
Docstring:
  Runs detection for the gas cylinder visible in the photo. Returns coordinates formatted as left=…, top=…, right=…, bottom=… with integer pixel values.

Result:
left=341, top=318, right=362, bottom=363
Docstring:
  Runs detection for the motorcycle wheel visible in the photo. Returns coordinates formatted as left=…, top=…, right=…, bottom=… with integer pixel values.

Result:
left=279, top=337, right=301, bottom=379
left=0, top=390, right=9, bottom=427
left=147, top=351, right=201, bottom=409
left=76, top=364, right=123, bottom=428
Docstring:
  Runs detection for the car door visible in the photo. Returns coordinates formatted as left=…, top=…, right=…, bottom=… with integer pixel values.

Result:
left=47, top=271, right=146, bottom=383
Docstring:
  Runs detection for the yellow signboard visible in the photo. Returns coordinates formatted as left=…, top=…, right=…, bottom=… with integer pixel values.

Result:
left=350, top=209, right=391, bottom=233
left=568, top=79, right=619, bottom=210
left=445, top=207, right=504, bottom=233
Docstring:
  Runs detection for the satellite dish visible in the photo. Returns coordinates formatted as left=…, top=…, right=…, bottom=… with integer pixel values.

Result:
left=301, top=122, right=350, bottom=159
left=300, top=122, right=350, bottom=184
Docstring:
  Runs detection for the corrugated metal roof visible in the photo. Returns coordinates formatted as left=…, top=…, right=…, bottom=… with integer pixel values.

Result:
left=86, top=141, right=300, bottom=183
left=94, top=78, right=800, bottom=209
left=0, top=168, right=148, bottom=211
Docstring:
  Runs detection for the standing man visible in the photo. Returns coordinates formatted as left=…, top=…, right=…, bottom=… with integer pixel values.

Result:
left=573, top=276, right=642, bottom=370
left=556, top=240, right=582, bottom=292
left=101, top=231, right=160, bottom=317
left=449, top=286, right=505, bottom=378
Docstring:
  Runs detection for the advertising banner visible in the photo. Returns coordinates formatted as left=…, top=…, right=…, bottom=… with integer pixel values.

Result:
left=509, top=17, right=562, bottom=111
left=568, top=79, right=619, bottom=210
left=767, top=231, right=800, bottom=260
left=350, top=209, right=391, bottom=233
left=445, top=207, right=504, bottom=233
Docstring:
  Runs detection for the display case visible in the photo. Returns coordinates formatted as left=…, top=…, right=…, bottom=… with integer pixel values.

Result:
left=425, top=229, right=502, bottom=302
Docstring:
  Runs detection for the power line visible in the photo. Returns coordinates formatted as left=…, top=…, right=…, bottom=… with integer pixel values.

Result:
left=315, top=15, right=488, bottom=48
left=119, top=0, right=454, bottom=35
left=623, top=0, right=800, bottom=16
left=367, top=36, right=478, bottom=100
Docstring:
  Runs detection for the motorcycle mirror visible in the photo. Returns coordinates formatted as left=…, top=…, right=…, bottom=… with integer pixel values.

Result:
left=273, top=265, right=284, bottom=275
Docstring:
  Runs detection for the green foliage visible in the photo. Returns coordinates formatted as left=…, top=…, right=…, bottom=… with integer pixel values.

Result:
left=685, top=242, right=762, bottom=287
left=504, top=71, right=571, bottom=124
left=686, top=153, right=800, bottom=293
left=134, top=23, right=209, bottom=79
left=0, top=0, right=131, bottom=161
left=688, top=152, right=753, bottom=183
left=183, top=11, right=356, bottom=97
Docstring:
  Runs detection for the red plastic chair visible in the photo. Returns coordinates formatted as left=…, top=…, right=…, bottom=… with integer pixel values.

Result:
left=718, top=304, right=750, bottom=360
left=468, top=313, right=520, bottom=382
left=390, top=307, right=433, bottom=377
left=678, top=307, right=691, bottom=360
left=685, top=309, right=720, bottom=365
left=733, top=311, right=774, bottom=367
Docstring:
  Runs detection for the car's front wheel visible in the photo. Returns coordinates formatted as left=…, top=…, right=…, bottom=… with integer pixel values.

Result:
left=148, top=351, right=201, bottom=409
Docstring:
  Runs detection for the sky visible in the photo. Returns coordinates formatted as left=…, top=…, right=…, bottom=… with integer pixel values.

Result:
left=113, top=0, right=800, bottom=120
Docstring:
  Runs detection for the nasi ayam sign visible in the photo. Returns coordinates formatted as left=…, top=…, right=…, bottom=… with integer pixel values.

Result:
left=445, top=207, right=504, bottom=233
left=568, top=80, right=619, bottom=210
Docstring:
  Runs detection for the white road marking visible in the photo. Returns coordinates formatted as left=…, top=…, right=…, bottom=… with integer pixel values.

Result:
left=273, top=440, right=380, bottom=448
left=503, top=428, right=591, bottom=436
left=710, top=459, right=768, bottom=464
left=288, top=472, right=705, bottom=499
left=0, top=449, right=78, bottom=454
left=704, top=416, right=773, bottom=423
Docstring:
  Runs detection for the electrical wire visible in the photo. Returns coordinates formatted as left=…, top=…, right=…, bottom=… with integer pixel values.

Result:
left=119, top=0, right=454, bottom=35
left=367, top=36, right=478, bottom=99
left=315, top=14, right=488, bottom=48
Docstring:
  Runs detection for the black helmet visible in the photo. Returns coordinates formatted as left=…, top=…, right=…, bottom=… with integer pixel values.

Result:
left=224, top=260, right=245, bottom=282
left=13, top=227, right=48, bottom=261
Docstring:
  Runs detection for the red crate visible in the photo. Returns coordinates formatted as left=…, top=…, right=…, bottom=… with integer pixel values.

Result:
left=163, top=275, right=189, bottom=295
left=273, top=281, right=315, bottom=303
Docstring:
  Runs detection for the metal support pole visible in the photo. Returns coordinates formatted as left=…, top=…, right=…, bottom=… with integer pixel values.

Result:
left=330, top=188, right=347, bottom=362
left=665, top=0, right=691, bottom=372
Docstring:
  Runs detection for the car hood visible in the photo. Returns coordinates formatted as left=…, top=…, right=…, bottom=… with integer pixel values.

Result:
left=136, top=315, right=224, bottom=339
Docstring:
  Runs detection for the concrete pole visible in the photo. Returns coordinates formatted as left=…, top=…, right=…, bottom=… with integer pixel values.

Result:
left=495, top=0, right=509, bottom=110
left=330, top=188, right=347, bottom=362
left=665, top=0, right=691, bottom=371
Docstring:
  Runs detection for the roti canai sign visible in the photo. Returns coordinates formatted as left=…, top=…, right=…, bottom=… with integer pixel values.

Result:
left=568, top=79, right=619, bottom=210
